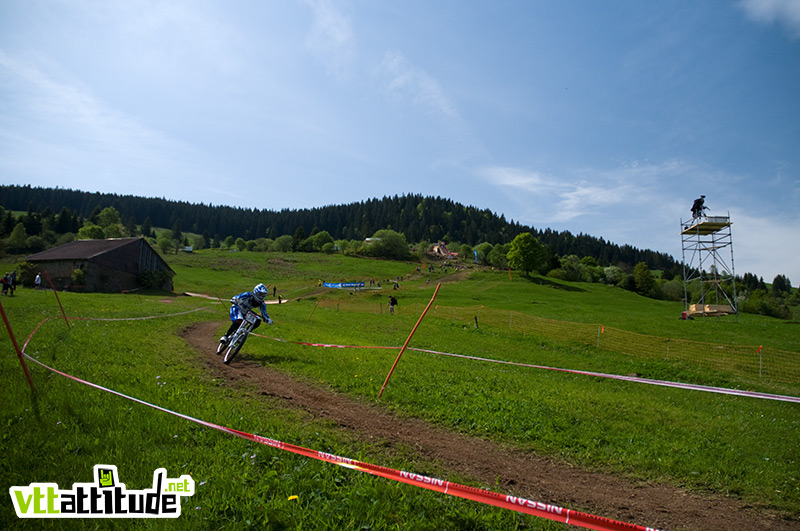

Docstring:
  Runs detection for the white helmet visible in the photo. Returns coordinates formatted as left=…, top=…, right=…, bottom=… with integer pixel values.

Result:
left=253, top=283, right=268, bottom=302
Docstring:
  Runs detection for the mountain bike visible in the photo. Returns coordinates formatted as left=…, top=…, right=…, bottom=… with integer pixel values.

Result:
left=217, top=309, right=260, bottom=365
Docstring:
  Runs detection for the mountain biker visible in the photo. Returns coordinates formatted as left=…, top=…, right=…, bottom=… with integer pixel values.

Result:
left=219, top=283, right=273, bottom=347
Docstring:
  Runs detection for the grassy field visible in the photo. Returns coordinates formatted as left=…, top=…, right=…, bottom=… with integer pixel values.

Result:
left=2, top=250, right=798, bottom=529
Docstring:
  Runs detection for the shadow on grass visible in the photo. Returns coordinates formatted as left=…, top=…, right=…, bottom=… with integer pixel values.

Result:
left=248, top=352, right=314, bottom=366
left=525, top=276, right=587, bottom=292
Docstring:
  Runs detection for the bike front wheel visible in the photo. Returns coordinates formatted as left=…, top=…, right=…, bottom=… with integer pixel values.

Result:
left=222, top=333, right=247, bottom=364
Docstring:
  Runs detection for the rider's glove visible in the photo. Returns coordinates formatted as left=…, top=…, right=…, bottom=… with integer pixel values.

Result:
left=265, top=317, right=274, bottom=325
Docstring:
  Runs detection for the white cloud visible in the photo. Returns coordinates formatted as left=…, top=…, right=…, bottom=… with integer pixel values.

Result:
left=478, top=166, right=557, bottom=192
left=738, top=0, right=800, bottom=37
left=376, top=51, right=460, bottom=119
left=0, top=51, right=203, bottom=189
left=63, top=0, right=248, bottom=78
left=728, top=209, right=800, bottom=283
left=303, top=0, right=355, bottom=79
left=478, top=163, right=662, bottom=222
left=477, top=160, right=800, bottom=281
left=1, top=51, right=175, bottom=153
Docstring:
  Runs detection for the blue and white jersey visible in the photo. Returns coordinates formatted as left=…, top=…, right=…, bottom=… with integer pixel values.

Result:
left=230, top=291, right=269, bottom=322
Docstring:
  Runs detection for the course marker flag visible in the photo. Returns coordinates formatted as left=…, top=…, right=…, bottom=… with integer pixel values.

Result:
left=44, top=270, right=71, bottom=329
left=378, top=283, right=441, bottom=398
left=0, top=299, right=35, bottom=389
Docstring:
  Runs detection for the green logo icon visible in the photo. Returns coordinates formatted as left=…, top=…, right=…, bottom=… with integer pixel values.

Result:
left=97, top=469, right=115, bottom=488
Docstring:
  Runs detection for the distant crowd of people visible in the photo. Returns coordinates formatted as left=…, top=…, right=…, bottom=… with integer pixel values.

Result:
left=1, top=271, right=44, bottom=295
left=1, top=271, right=16, bottom=295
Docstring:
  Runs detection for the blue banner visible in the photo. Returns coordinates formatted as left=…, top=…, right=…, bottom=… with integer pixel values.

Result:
left=323, top=282, right=365, bottom=289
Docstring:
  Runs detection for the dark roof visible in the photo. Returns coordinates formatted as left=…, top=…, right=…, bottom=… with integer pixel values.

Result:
left=25, top=238, right=143, bottom=261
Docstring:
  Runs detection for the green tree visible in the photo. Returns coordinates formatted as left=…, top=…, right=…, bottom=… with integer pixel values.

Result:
left=235, top=237, right=246, bottom=251
left=297, top=230, right=334, bottom=252
left=77, top=223, right=105, bottom=240
left=292, top=226, right=306, bottom=251
left=97, top=207, right=121, bottom=228
left=104, top=224, right=123, bottom=238
left=171, top=221, right=183, bottom=245
left=7, top=223, right=28, bottom=251
left=2, top=210, right=16, bottom=238
left=365, top=229, right=409, bottom=260
left=88, top=206, right=102, bottom=225
left=603, top=265, right=624, bottom=285
left=141, top=217, right=154, bottom=238
left=474, top=242, right=493, bottom=265
left=223, top=235, right=235, bottom=249
left=487, top=243, right=509, bottom=269
left=56, top=232, right=75, bottom=246
left=254, top=238, right=272, bottom=252
left=125, top=216, right=138, bottom=236
left=25, top=235, right=45, bottom=252
left=157, top=235, right=174, bottom=255
left=71, top=268, right=86, bottom=288
left=335, top=239, right=350, bottom=254
left=273, top=234, right=293, bottom=252
left=54, top=207, right=73, bottom=234
left=633, top=262, right=656, bottom=296
left=506, top=232, right=545, bottom=277
left=772, top=274, right=791, bottom=296
left=558, top=255, right=582, bottom=281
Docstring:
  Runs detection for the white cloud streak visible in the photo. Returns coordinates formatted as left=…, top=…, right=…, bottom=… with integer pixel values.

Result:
left=303, top=0, right=355, bottom=79
left=729, top=209, right=800, bottom=283
left=376, top=51, right=460, bottom=119
left=739, top=0, right=800, bottom=37
left=0, top=50, right=200, bottom=187
left=478, top=160, right=800, bottom=281
left=478, top=162, right=670, bottom=222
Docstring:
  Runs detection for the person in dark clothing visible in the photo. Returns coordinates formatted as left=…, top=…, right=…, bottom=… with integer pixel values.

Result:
left=388, top=295, right=398, bottom=315
left=691, top=195, right=708, bottom=219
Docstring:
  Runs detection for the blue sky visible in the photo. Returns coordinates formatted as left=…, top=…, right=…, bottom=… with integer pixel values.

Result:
left=2, top=0, right=799, bottom=282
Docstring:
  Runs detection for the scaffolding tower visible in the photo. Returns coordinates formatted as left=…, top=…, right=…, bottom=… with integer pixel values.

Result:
left=680, top=213, right=737, bottom=317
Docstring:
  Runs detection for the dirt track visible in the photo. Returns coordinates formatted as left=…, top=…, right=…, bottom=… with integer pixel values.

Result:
left=182, top=321, right=798, bottom=531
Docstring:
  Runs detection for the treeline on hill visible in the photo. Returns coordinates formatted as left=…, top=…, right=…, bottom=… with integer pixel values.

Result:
left=2, top=184, right=675, bottom=268
left=1, top=184, right=796, bottom=318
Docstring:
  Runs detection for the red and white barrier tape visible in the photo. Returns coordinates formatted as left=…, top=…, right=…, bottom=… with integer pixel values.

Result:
left=19, top=350, right=663, bottom=531
left=15, top=310, right=665, bottom=530
left=21, top=308, right=209, bottom=352
left=252, top=333, right=800, bottom=404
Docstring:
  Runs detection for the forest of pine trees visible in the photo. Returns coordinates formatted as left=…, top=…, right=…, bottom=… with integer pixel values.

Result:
left=1, top=184, right=675, bottom=269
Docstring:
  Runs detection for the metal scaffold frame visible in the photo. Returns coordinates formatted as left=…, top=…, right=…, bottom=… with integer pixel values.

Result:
left=680, top=213, right=738, bottom=317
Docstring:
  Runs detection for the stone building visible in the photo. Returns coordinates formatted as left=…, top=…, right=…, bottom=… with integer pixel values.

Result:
left=24, top=237, right=174, bottom=292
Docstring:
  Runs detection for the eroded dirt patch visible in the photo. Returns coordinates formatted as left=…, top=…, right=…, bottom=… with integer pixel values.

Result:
left=182, top=321, right=798, bottom=531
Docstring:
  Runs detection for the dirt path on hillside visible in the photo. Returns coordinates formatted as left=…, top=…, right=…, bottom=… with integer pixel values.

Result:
left=181, top=321, right=797, bottom=531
